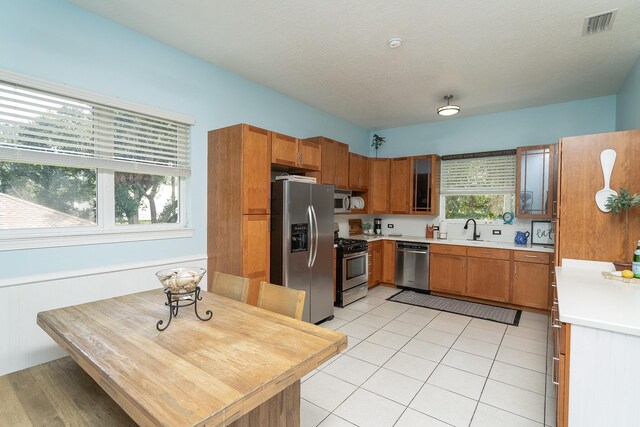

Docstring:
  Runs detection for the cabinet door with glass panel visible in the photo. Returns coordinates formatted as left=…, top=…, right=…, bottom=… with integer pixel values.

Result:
left=516, top=145, right=556, bottom=218
left=410, top=155, right=440, bottom=215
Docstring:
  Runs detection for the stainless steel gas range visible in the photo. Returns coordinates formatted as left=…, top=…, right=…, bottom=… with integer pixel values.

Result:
left=335, top=238, right=368, bottom=307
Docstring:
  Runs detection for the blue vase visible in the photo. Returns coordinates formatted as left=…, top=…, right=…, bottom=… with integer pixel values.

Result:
left=514, top=231, right=530, bottom=245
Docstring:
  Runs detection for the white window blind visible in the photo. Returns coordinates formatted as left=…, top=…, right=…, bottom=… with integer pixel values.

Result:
left=0, top=80, right=191, bottom=176
left=441, top=155, right=516, bottom=195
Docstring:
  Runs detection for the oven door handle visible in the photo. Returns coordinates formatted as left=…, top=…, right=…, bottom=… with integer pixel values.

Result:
left=342, top=251, right=367, bottom=259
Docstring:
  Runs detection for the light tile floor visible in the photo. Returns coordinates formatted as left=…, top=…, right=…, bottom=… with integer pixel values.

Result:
left=302, top=286, right=555, bottom=427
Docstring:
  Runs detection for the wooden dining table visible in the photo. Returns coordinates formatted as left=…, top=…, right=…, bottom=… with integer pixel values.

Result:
left=37, top=288, right=347, bottom=427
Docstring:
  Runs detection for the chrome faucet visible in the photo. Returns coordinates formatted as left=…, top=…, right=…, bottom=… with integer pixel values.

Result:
left=464, top=219, right=481, bottom=241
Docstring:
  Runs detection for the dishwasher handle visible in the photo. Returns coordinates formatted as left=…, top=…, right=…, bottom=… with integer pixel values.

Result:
left=398, top=249, right=429, bottom=255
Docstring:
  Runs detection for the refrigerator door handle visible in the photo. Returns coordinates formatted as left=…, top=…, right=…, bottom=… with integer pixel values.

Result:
left=310, top=205, right=319, bottom=267
left=307, top=205, right=314, bottom=268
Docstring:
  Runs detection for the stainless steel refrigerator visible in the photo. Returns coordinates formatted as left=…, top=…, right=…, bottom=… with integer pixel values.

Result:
left=270, top=180, right=334, bottom=324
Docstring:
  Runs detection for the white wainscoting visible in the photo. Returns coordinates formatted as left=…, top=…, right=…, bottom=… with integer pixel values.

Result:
left=0, top=255, right=207, bottom=376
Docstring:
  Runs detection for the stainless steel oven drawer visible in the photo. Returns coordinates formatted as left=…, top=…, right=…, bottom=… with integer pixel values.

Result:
left=342, top=283, right=368, bottom=306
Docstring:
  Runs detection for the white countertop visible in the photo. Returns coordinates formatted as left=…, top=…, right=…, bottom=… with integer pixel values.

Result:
left=556, top=262, right=640, bottom=336
left=355, top=234, right=554, bottom=253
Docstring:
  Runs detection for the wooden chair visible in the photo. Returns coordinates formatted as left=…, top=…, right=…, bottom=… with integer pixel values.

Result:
left=211, top=271, right=250, bottom=303
left=257, top=281, right=306, bottom=320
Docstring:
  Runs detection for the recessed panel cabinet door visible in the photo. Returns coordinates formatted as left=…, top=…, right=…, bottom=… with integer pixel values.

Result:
left=369, top=159, right=390, bottom=213
left=298, top=139, right=321, bottom=171
left=466, top=257, right=510, bottom=302
left=271, top=132, right=298, bottom=168
left=512, top=261, right=550, bottom=309
left=334, top=142, right=349, bottom=189
left=389, top=158, right=410, bottom=214
left=429, top=253, right=466, bottom=295
left=242, top=126, right=271, bottom=214
left=242, top=214, right=270, bottom=305
left=382, top=240, right=396, bottom=284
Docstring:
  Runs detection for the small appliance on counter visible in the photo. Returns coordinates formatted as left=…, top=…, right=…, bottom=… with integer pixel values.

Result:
left=335, top=237, right=368, bottom=307
left=374, top=218, right=382, bottom=235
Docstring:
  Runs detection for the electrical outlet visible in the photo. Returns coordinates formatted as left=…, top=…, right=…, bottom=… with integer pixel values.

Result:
left=387, top=224, right=394, bottom=228
left=434, top=226, right=440, bottom=231
left=493, top=230, right=502, bottom=235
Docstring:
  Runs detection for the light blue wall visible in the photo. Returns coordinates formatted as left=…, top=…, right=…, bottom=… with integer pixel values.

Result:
left=370, top=96, right=617, bottom=157
left=616, top=55, right=640, bottom=131
left=0, top=0, right=370, bottom=279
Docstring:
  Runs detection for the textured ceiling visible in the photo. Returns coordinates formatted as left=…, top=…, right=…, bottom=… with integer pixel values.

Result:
left=68, top=0, right=640, bottom=130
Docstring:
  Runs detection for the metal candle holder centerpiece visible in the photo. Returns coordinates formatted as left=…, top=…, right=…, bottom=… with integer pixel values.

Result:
left=155, top=267, right=212, bottom=331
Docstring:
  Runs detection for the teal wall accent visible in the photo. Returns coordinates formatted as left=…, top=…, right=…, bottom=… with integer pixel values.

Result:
left=369, top=96, right=617, bottom=157
left=0, top=0, right=369, bottom=278
left=616, top=55, right=640, bottom=131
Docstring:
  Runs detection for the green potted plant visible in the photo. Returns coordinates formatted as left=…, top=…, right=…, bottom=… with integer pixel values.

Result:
left=371, top=134, right=386, bottom=158
left=605, top=188, right=640, bottom=270
left=363, top=222, right=373, bottom=235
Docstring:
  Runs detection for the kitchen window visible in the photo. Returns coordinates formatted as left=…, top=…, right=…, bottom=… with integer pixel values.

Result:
left=0, top=71, right=194, bottom=250
left=440, top=154, right=516, bottom=220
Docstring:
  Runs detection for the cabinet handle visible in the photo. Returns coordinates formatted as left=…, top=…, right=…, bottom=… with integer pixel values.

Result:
left=552, top=356, right=560, bottom=385
left=481, top=251, right=492, bottom=255
left=301, top=153, right=304, bottom=165
left=553, top=200, right=558, bottom=216
left=551, top=304, right=561, bottom=328
left=514, top=264, right=517, bottom=275
left=524, top=255, right=538, bottom=259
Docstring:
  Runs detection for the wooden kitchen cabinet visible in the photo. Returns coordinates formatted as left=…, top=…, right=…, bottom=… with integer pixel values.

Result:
left=349, top=152, right=369, bottom=190
left=516, top=144, right=556, bottom=218
left=369, top=158, right=390, bottom=214
left=389, top=157, right=410, bottom=214
left=242, top=214, right=270, bottom=305
left=334, top=141, right=349, bottom=189
left=430, top=244, right=468, bottom=295
left=382, top=240, right=396, bottom=284
left=207, top=124, right=272, bottom=306
left=368, top=241, right=382, bottom=288
left=305, top=137, right=349, bottom=188
left=410, top=155, right=440, bottom=215
left=430, top=253, right=467, bottom=295
left=467, top=257, right=511, bottom=302
left=272, top=132, right=321, bottom=171
left=512, top=251, right=551, bottom=309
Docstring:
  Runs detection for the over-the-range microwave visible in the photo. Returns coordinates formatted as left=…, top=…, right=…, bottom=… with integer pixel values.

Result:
left=334, top=189, right=351, bottom=214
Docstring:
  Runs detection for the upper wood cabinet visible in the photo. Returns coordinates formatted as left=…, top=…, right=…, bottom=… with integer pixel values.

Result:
left=304, top=137, right=349, bottom=188
left=410, top=155, right=440, bottom=215
left=349, top=153, right=369, bottom=190
left=389, top=157, right=410, bottom=214
left=516, top=144, right=556, bottom=218
left=272, top=133, right=321, bottom=171
left=369, top=158, right=390, bottom=214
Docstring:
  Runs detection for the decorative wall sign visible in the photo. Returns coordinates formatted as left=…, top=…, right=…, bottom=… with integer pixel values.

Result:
left=531, top=220, right=555, bottom=246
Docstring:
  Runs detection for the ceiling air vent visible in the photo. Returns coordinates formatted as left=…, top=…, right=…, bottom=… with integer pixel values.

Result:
left=582, top=9, right=618, bottom=36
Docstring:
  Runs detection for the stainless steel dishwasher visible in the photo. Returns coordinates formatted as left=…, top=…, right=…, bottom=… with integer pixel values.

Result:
left=395, top=242, right=430, bottom=291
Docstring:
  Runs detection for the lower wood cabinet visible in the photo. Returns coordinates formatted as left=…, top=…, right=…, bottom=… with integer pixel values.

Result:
left=429, top=253, right=467, bottom=295
left=368, top=241, right=382, bottom=288
left=430, top=244, right=551, bottom=309
left=382, top=240, right=396, bottom=284
left=512, top=250, right=551, bottom=309
left=241, top=214, right=270, bottom=305
left=466, top=257, right=510, bottom=302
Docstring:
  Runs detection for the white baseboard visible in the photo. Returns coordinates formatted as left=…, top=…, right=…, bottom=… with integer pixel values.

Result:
left=0, top=254, right=207, bottom=375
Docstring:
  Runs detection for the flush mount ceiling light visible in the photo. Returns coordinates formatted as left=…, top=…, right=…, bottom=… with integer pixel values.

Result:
left=437, top=95, right=460, bottom=116
left=387, top=37, right=403, bottom=48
